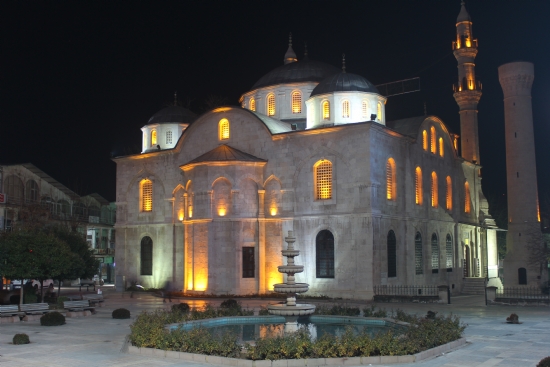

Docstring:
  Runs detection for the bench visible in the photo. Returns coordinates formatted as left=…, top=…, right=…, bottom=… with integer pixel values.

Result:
left=79, top=283, right=96, bottom=292
left=63, top=300, right=95, bottom=313
left=0, top=305, right=21, bottom=317
left=83, top=294, right=104, bottom=306
left=19, top=303, right=50, bottom=315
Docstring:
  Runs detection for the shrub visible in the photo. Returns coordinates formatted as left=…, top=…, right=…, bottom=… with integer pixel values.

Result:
left=258, top=307, right=270, bottom=316
left=40, top=311, right=65, bottom=326
left=363, top=305, right=387, bottom=318
left=49, top=296, right=69, bottom=310
left=426, top=310, right=438, bottom=319
left=13, top=333, right=30, bottom=345
left=220, top=299, right=239, bottom=309
left=171, top=303, right=190, bottom=314
left=537, top=356, right=550, bottom=367
left=112, top=308, right=131, bottom=319
left=314, top=304, right=360, bottom=316
left=506, top=313, right=519, bottom=324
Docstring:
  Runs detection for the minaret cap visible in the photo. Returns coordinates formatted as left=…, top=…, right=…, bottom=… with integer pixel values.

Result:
left=457, top=1, right=471, bottom=22
left=284, top=33, right=298, bottom=65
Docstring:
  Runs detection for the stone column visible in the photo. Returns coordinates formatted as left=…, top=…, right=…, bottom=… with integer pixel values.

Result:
left=258, top=190, right=266, bottom=293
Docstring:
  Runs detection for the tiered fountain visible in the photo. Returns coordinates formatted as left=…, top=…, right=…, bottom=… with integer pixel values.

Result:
left=267, top=230, right=316, bottom=333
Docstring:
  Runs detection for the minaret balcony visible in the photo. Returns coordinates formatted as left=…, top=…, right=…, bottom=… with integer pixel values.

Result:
left=452, top=39, right=478, bottom=50
left=453, top=79, right=482, bottom=93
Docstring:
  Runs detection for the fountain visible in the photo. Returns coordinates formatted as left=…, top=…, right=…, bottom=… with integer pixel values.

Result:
left=267, top=230, right=316, bottom=333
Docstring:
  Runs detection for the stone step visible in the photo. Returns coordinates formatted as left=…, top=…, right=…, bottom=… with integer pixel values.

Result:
left=462, top=278, right=487, bottom=295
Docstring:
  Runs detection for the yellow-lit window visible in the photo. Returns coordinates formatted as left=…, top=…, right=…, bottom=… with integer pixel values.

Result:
left=386, top=158, right=396, bottom=200
left=141, top=179, right=153, bottom=212
left=250, top=98, right=256, bottom=112
left=431, top=172, right=438, bottom=208
left=453, top=137, right=458, bottom=151
left=322, top=101, right=330, bottom=120
left=342, top=100, right=350, bottom=118
left=151, top=130, right=157, bottom=146
left=315, top=160, right=332, bottom=200
left=430, top=126, right=436, bottom=154
left=446, top=176, right=452, bottom=210
left=291, top=91, right=301, bottom=114
left=267, top=94, right=275, bottom=116
left=362, top=100, right=368, bottom=118
left=219, top=118, right=230, bottom=140
left=439, top=137, right=444, bottom=157
left=464, top=182, right=471, bottom=213
left=415, top=167, right=423, bottom=205
left=422, top=130, right=428, bottom=151
left=377, top=102, right=382, bottom=121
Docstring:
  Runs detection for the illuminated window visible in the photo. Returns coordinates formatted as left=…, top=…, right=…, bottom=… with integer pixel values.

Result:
left=267, top=94, right=275, bottom=116
left=415, top=232, right=423, bottom=275
left=445, top=234, right=453, bottom=269
left=446, top=176, right=452, bottom=210
left=415, top=167, right=423, bottom=205
left=242, top=247, right=255, bottom=278
left=140, top=236, right=153, bottom=275
left=431, top=171, right=438, bottom=208
left=291, top=91, right=302, bottom=114
left=166, top=130, right=173, bottom=145
left=422, top=130, right=428, bottom=151
left=377, top=102, right=382, bottom=121
left=219, top=118, right=230, bottom=140
left=387, top=230, right=397, bottom=278
left=322, top=100, right=330, bottom=120
left=342, top=100, right=350, bottom=118
left=464, top=181, right=471, bottom=213
left=386, top=158, right=396, bottom=200
left=315, top=160, right=332, bottom=200
left=430, top=126, right=436, bottom=154
left=453, top=137, right=458, bottom=151
left=141, top=179, right=153, bottom=212
left=250, top=98, right=256, bottom=112
left=439, top=137, right=444, bottom=157
left=316, top=230, right=334, bottom=278
left=431, top=233, right=439, bottom=273
left=151, top=130, right=157, bottom=146
left=362, top=100, right=368, bottom=118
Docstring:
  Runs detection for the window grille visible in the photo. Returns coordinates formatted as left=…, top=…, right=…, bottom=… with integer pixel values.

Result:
left=322, top=101, right=330, bottom=120
left=431, top=172, right=438, bottom=207
left=291, top=91, right=301, bottom=114
left=242, top=247, right=255, bottom=278
left=430, top=126, right=436, bottom=154
left=166, top=130, right=173, bottom=145
left=446, top=176, right=452, bottom=210
left=316, top=230, right=334, bottom=278
left=446, top=234, right=453, bottom=269
left=315, top=160, right=332, bottom=200
left=422, top=130, right=428, bottom=151
left=342, top=100, right=350, bottom=118
left=141, top=179, right=153, bottom=212
left=151, top=130, right=157, bottom=145
left=431, top=233, right=439, bottom=273
left=219, top=119, right=230, bottom=140
left=362, top=100, right=368, bottom=118
left=415, top=232, right=423, bottom=275
left=464, top=182, right=471, bottom=213
left=267, top=94, right=275, bottom=116
left=250, top=98, right=256, bottom=112
left=386, top=158, right=395, bottom=200
left=415, top=167, right=423, bottom=205
left=387, top=230, right=397, bottom=278
left=140, top=236, right=153, bottom=275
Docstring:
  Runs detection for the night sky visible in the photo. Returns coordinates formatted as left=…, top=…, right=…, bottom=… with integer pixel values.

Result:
left=1, top=1, right=549, bottom=207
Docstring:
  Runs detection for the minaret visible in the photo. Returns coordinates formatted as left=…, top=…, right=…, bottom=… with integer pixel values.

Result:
left=499, top=62, right=541, bottom=286
left=284, top=33, right=297, bottom=65
left=453, top=1, right=482, bottom=163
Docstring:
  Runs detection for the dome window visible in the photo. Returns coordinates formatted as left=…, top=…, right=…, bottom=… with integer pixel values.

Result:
left=291, top=91, right=302, bottom=114
left=219, top=118, right=230, bottom=140
left=267, top=94, right=276, bottom=116
left=342, top=100, right=350, bottom=118
left=250, top=98, right=256, bottom=112
left=166, top=130, right=173, bottom=145
left=322, top=101, right=330, bottom=120
left=151, top=130, right=157, bottom=146
left=362, top=100, right=369, bottom=119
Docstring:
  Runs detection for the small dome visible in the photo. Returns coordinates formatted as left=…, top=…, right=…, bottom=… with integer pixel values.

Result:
left=147, top=105, right=196, bottom=125
left=310, top=72, right=379, bottom=97
left=251, top=59, right=339, bottom=90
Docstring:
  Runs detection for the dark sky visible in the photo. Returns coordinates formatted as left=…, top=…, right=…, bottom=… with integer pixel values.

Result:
left=1, top=1, right=549, bottom=204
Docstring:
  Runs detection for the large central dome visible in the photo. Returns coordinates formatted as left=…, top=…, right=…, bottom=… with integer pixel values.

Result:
left=310, top=72, right=379, bottom=97
left=251, top=58, right=339, bottom=90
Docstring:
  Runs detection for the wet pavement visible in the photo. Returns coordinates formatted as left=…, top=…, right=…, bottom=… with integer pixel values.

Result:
left=0, top=287, right=548, bottom=366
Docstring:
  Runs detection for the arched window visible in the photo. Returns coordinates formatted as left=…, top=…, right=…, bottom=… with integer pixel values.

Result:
left=166, top=130, right=173, bottom=145
left=25, top=180, right=39, bottom=203
left=140, top=236, right=153, bottom=275
left=291, top=91, right=302, bottom=114
left=430, top=126, right=436, bottom=154
left=88, top=205, right=100, bottom=217
left=151, top=130, right=157, bottom=146
left=445, top=234, right=453, bottom=270
left=58, top=200, right=71, bottom=216
left=446, top=176, right=452, bottom=210
left=518, top=267, right=527, bottom=285
left=5, top=175, right=24, bottom=204
left=415, top=167, right=423, bottom=205
left=431, top=233, right=439, bottom=273
left=386, top=158, right=396, bottom=200
left=316, top=230, right=334, bottom=278
left=377, top=102, right=382, bottom=121
left=322, top=100, right=330, bottom=120
left=439, top=137, right=444, bottom=157
left=387, top=230, right=397, bottom=278
left=219, top=118, right=230, bottom=140
left=314, top=160, right=332, bottom=200
left=140, top=179, right=153, bottom=212
left=342, top=100, right=350, bottom=118
left=431, top=171, right=438, bottom=208
left=250, top=98, right=256, bottom=112
left=267, top=94, right=275, bottom=116
left=464, top=181, right=471, bottom=213
left=415, top=232, right=423, bottom=275
left=362, top=100, right=368, bottom=118
left=41, top=196, right=55, bottom=214
left=422, top=130, right=428, bottom=151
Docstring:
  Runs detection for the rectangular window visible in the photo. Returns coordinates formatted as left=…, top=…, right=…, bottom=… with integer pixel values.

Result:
left=242, top=247, right=255, bottom=278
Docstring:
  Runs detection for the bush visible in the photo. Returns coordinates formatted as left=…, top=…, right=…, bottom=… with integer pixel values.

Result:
left=314, top=304, right=360, bottom=316
left=112, top=308, right=131, bottom=319
left=40, top=311, right=65, bottom=326
left=506, top=313, right=519, bottom=324
left=13, top=333, right=30, bottom=345
left=220, top=299, right=239, bottom=309
left=426, top=310, right=438, bottom=319
left=537, top=356, right=550, bottom=367
left=258, top=307, right=270, bottom=316
left=171, top=303, right=190, bottom=314
left=363, top=305, right=388, bottom=318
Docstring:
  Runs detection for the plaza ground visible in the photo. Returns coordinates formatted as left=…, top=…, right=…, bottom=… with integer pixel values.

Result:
left=0, top=287, right=548, bottom=367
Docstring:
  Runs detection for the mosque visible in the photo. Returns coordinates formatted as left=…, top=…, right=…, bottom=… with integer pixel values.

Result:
left=113, top=2, right=540, bottom=298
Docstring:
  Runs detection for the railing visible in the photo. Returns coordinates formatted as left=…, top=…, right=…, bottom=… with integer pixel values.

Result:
left=374, top=285, right=439, bottom=297
left=453, top=79, right=482, bottom=92
left=92, top=248, right=115, bottom=255
left=496, top=287, right=549, bottom=300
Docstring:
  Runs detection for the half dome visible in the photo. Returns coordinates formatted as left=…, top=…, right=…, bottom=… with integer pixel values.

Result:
left=310, top=72, right=379, bottom=97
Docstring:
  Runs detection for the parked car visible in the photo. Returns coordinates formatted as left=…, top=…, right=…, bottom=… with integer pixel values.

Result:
left=10, top=279, right=54, bottom=289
